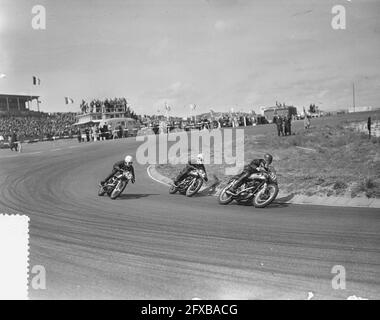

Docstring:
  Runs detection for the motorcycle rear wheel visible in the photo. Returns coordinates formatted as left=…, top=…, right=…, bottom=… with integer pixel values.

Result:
left=98, top=185, right=106, bottom=196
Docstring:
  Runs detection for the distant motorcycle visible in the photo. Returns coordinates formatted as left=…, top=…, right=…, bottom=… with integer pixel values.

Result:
left=98, top=170, right=133, bottom=200
left=169, top=169, right=206, bottom=197
left=218, top=167, right=279, bottom=208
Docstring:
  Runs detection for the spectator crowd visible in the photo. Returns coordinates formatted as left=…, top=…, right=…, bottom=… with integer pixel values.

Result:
left=0, top=113, right=77, bottom=142
left=80, top=97, right=138, bottom=120
left=0, top=102, right=306, bottom=148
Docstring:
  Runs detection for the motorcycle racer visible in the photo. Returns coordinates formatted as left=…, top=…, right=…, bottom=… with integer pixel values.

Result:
left=172, top=154, right=208, bottom=187
left=228, top=153, right=273, bottom=195
left=101, top=155, right=135, bottom=186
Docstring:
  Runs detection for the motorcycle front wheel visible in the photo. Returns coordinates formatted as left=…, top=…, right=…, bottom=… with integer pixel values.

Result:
left=218, top=182, right=234, bottom=205
left=169, top=185, right=178, bottom=194
left=186, top=178, right=203, bottom=197
left=110, top=180, right=128, bottom=200
left=98, top=185, right=106, bottom=196
left=252, top=183, right=279, bottom=208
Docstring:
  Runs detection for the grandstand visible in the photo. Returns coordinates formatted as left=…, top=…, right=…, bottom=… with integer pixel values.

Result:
left=0, top=93, right=77, bottom=142
left=0, top=94, right=40, bottom=115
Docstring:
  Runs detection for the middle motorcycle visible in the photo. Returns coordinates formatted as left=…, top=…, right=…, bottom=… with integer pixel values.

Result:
left=169, top=168, right=206, bottom=197
left=98, top=170, right=133, bottom=200
left=218, top=167, right=279, bottom=208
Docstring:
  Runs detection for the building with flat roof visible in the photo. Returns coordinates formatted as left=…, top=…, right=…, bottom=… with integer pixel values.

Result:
left=263, top=104, right=297, bottom=123
left=75, top=99, right=133, bottom=126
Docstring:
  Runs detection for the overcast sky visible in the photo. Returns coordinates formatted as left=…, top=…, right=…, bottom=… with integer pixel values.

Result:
left=0, top=0, right=379, bottom=115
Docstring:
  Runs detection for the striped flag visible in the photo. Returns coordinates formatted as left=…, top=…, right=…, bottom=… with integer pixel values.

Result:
left=164, top=102, right=171, bottom=111
left=65, top=97, right=74, bottom=104
left=32, top=76, right=41, bottom=85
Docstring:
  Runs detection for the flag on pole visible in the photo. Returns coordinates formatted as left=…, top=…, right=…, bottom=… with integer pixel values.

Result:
left=65, top=97, right=74, bottom=104
left=0, top=73, right=6, bottom=79
left=165, top=102, right=171, bottom=111
left=32, top=76, right=41, bottom=85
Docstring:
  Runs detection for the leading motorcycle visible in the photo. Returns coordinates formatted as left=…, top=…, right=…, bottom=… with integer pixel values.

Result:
left=218, top=167, right=279, bottom=208
left=98, top=170, right=133, bottom=200
left=169, top=168, right=206, bottom=197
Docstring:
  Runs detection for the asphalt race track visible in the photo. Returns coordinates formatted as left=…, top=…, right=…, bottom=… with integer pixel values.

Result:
left=0, top=138, right=379, bottom=299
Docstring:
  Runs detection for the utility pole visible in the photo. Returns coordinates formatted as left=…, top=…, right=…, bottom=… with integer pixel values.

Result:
left=352, top=82, right=356, bottom=113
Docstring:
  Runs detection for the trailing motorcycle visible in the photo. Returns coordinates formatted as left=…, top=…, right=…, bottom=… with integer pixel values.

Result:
left=169, top=168, right=206, bottom=197
left=98, top=170, right=133, bottom=200
left=218, top=167, right=279, bottom=208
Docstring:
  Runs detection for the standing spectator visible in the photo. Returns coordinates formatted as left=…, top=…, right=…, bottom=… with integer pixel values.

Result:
left=304, top=115, right=311, bottom=130
left=284, top=116, right=289, bottom=136
left=276, top=116, right=283, bottom=136
left=288, top=116, right=292, bottom=136
left=77, top=128, right=82, bottom=143
left=10, top=131, right=18, bottom=152
left=92, top=126, right=98, bottom=141
left=118, top=125, right=123, bottom=139
left=95, top=126, right=100, bottom=141
left=367, top=117, right=371, bottom=139
left=103, top=124, right=108, bottom=140
left=286, top=115, right=292, bottom=136
left=85, top=127, right=90, bottom=142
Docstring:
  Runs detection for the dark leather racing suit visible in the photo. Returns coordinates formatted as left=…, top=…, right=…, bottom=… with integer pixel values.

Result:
left=102, top=160, right=135, bottom=184
left=174, top=160, right=208, bottom=185
left=230, top=159, right=267, bottom=192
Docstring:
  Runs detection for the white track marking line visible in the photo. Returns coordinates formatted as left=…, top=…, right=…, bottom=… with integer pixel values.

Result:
left=50, top=148, right=62, bottom=152
left=146, top=165, right=171, bottom=186
left=0, top=151, right=42, bottom=159
left=0, top=154, right=18, bottom=159
left=295, top=146, right=317, bottom=152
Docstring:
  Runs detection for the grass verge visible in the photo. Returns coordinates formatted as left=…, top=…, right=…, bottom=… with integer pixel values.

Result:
left=156, top=117, right=380, bottom=198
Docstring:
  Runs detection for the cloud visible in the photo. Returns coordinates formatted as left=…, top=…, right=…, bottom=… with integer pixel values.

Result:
left=142, top=81, right=191, bottom=111
left=149, top=37, right=170, bottom=56
left=214, top=20, right=234, bottom=32
left=317, top=89, right=329, bottom=98
left=169, top=81, right=183, bottom=93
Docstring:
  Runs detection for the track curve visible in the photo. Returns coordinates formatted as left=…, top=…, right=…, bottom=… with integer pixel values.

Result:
left=0, top=138, right=379, bottom=299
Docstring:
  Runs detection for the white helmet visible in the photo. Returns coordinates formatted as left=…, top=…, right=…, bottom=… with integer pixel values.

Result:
left=196, top=153, right=204, bottom=164
left=124, top=155, right=133, bottom=166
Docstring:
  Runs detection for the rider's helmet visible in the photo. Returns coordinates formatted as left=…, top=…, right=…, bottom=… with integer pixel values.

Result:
left=124, top=155, right=133, bottom=167
left=196, top=153, right=204, bottom=164
left=263, top=153, right=273, bottom=166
